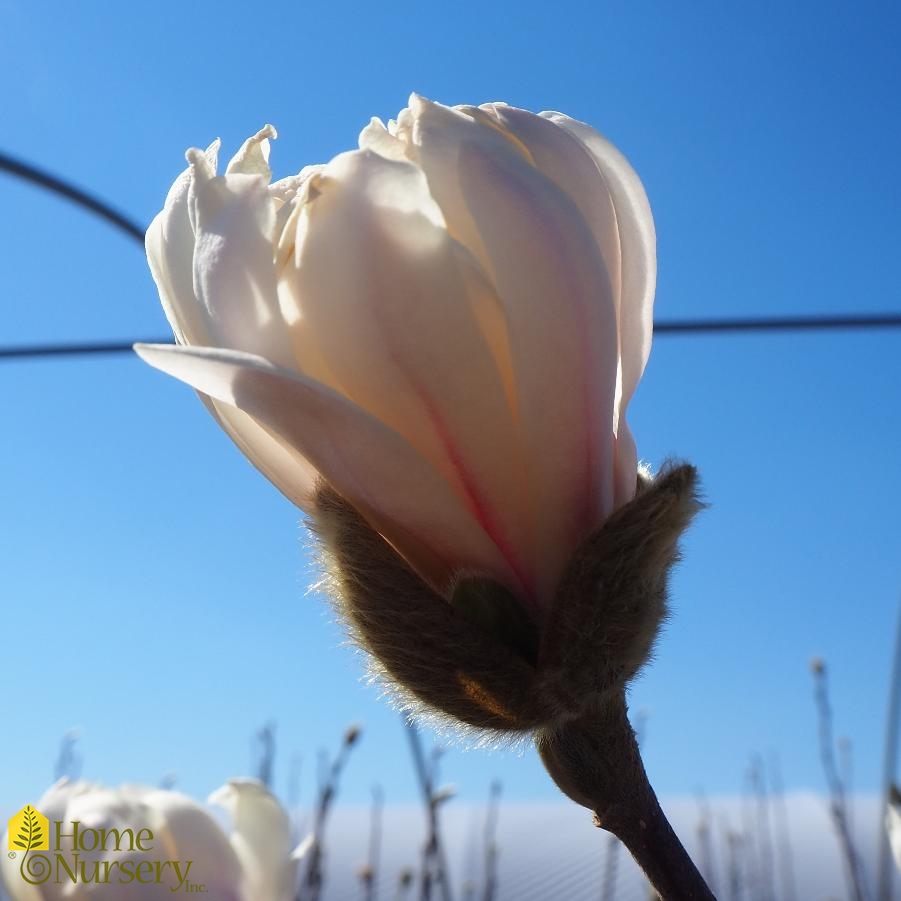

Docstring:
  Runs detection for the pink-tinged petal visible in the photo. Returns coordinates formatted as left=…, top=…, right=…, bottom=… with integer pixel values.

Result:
left=278, top=149, right=537, bottom=603
left=454, top=136, right=620, bottom=601
left=481, top=106, right=621, bottom=287
left=481, top=108, right=625, bottom=368
left=145, top=140, right=220, bottom=346
left=186, top=149, right=296, bottom=369
left=134, top=344, right=520, bottom=595
left=541, top=112, right=656, bottom=418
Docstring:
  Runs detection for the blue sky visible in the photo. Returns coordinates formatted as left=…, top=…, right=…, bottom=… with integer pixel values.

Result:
left=1, top=0, right=899, bottom=825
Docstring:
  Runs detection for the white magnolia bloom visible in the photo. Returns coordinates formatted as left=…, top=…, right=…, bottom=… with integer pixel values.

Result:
left=1, top=779, right=302, bottom=901
left=138, top=95, right=655, bottom=615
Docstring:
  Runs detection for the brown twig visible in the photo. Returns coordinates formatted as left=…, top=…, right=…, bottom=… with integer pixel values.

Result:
left=877, top=598, right=901, bottom=901
left=403, top=720, right=453, bottom=901
left=810, top=659, right=869, bottom=901
left=766, top=752, right=798, bottom=901
left=482, top=780, right=501, bottom=901
left=359, top=784, right=384, bottom=901
left=694, top=792, right=717, bottom=897
left=300, top=723, right=362, bottom=901
left=746, top=755, right=776, bottom=901
left=255, top=720, right=277, bottom=790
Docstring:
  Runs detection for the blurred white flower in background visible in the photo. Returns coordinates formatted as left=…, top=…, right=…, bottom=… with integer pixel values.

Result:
left=1, top=778, right=306, bottom=901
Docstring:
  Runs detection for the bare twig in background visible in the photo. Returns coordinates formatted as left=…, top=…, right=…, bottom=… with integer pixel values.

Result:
left=301, top=723, right=362, bottom=901
left=695, top=791, right=718, bottom=896
left=839, top=736, right=856, bottom=833
left=255, top=719, right=277, bottom=789
left=287, top=750, right=305, bottom=839
left=747, top=755, right=776, bottom=901
left=358, top=784, right=384, bottom=901
left=723, top=827, right=745, bottom=901
left=54, top=728, right=81, bottom=782
left=740, top=768, right=762, bottom=900
left=394, top=869, right=415, bottom=901
left=811, top=658, right=870, bottom=901
left=767, top=752, right=798, bottom=901
left=403, top=720, right=453, bottom=901
left=878, top=597, right=901, bottom=901
left=159, top=772, right=177, bottom=790
left=599, top=833, right=620, bottom=901
left=482, top=780, right=501, bottom=901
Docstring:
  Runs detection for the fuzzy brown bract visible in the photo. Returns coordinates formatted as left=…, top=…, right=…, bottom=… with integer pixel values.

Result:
left=312, top=463, right=701, bottom=736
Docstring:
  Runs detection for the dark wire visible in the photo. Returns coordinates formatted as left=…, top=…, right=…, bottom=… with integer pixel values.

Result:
left=2, top=149, right=900, bottom=362
left=2, top=314, right=900, bottom=361
left=0, top=151, right=146, bottom=244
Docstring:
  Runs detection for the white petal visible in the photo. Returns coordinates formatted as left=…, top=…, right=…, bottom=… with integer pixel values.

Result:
left=889, top=793, right=901, bottom=872
left=479, top=105, right=629, bottom=416
left=187, top=152, right=295, bottom=369
left=137, top=787, right=244, bottom=901
left=134, top=344, right=520, bottom=594
left=403, top=99, right=622, bottom=597
left=358, top=117, right=407, bottom=161
left=399, top=96, right=527, bottom=276
left=290, top=834, right=315, bottom=861
left=200, top=395, right=320, bottom=512
left=226, top=125, right=277, bottom=178
left=145, top=140, right=220, bottom=346
left=613, top=422, right=639, bottom=509
left=426, top=126, right=619, bottom=599
left=279, top=148, right=538, bottom=602
left=209, top=779, right=295, bottom=901
left=541, top=112, right=656, bottom=415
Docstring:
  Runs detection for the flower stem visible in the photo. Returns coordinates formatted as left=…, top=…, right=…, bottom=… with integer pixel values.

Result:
left=537, top=692, right=715, bottom=900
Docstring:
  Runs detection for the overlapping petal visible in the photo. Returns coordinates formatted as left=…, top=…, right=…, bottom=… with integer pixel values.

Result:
left=134, top=344, right=520, bottom=594
left=394, top=98, right=620, bottom=598
left=145, top=141, right=220, bottom=346
left=540, top=112, right=656, bottom=415
left=277, top=148, right=537, bottom=601
left=186, top=135, right=295, bottom=370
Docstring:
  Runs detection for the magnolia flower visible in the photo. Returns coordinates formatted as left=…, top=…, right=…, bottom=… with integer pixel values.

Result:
left=137, top=95, right=654, bottom=611
left=139, top=96, right=699, bottom=733
left=0, top=778, right=304, bottom=901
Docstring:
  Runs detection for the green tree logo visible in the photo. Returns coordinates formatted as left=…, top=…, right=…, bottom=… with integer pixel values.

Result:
left=7, top=806, right=47, bottom=852
left=7, top=806, right=51, bottom=886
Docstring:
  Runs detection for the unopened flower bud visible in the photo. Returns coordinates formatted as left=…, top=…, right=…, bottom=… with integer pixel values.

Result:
left=315, top=463, right=700, bottom=733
